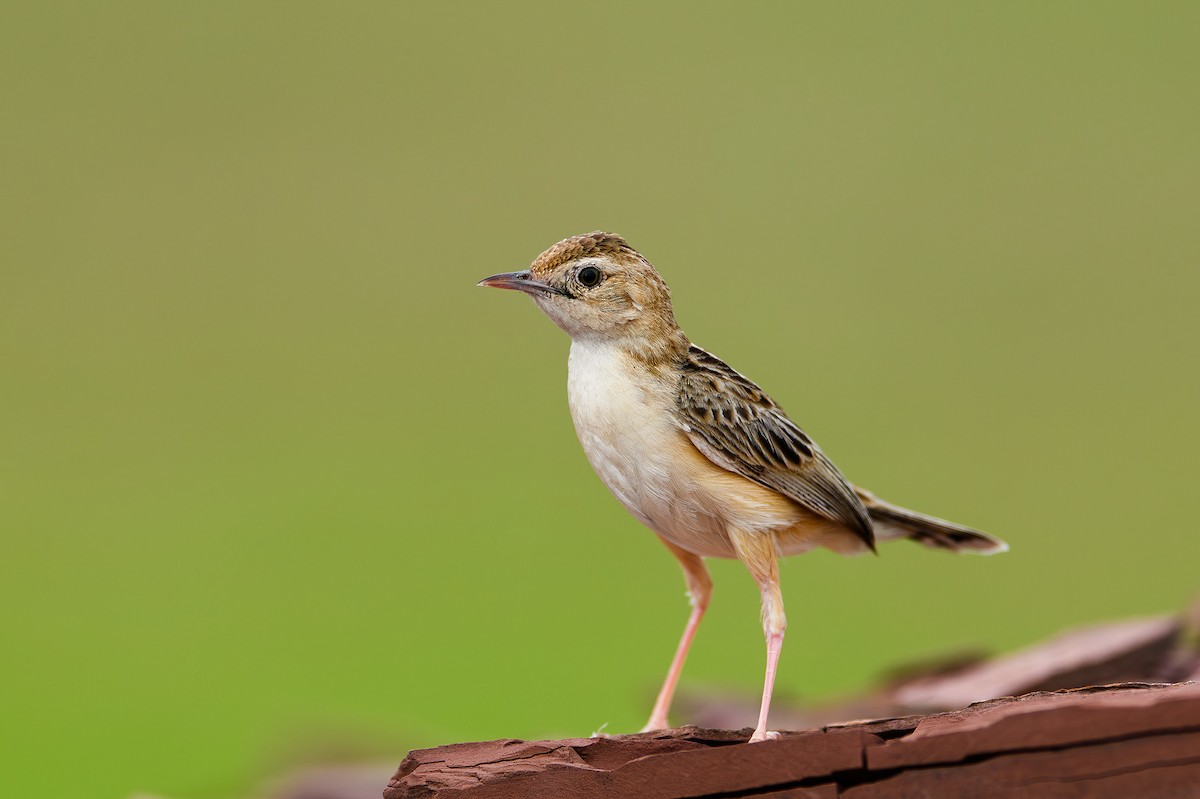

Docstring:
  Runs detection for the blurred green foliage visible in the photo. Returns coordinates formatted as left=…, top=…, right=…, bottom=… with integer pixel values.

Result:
left=2, top=2, right=1197, bottom=797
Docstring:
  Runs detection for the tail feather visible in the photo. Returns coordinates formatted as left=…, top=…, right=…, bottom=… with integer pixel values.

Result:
left=854, top=487, right=1008, bottom=555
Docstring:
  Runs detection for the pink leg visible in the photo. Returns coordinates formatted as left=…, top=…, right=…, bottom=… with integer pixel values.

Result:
left=751, top=627, right=784, bottom=742
left=728, top=528, right=786, bottom=744
left=642, top=538, right=712, bottom=732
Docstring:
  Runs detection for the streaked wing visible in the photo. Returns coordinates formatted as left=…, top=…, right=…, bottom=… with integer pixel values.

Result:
left=675, top=345, right=875, bottom=550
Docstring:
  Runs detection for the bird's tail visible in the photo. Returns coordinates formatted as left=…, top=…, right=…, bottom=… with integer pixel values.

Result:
left=854, top=487, right=1008, bottom=555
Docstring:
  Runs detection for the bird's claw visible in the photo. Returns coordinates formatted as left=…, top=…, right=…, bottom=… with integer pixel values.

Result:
left=748, top=730, right=781, bottom=743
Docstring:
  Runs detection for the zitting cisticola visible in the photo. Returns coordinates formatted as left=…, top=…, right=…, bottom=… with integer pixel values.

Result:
left=479, top=232, right=1006, bottom=742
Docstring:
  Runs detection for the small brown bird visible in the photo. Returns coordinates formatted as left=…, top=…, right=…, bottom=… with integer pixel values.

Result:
left=479, top=232, right=1006, bottom=742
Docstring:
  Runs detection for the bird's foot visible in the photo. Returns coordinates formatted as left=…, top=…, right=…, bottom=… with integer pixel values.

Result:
left=748, top=730, right=781, bottom=744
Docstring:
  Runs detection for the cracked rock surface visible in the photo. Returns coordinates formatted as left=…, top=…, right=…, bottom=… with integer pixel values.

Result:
left=386, top=682, right=1200, bottom=798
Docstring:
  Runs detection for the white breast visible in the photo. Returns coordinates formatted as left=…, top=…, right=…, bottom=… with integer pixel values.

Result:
left=566, top=340, right=741, bottom=557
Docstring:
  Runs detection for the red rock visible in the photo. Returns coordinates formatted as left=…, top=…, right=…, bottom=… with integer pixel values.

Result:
left=892, top=615, right=1181, bottom=710
left=388, top=683, right=1200, bottom=799
left=866, top=681, right=1200, bottom=769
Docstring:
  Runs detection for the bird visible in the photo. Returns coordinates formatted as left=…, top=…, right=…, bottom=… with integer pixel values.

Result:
left=478, top=232, right=1007, bottom=743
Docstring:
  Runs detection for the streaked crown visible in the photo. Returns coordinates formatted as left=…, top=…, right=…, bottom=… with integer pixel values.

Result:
left=529, top=231, right=642, bottom=278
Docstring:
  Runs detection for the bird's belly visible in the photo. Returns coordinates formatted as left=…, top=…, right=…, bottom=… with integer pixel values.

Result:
left=579, top=421, right=738, bottom=557
left=568, top=343, right=800, bottom=558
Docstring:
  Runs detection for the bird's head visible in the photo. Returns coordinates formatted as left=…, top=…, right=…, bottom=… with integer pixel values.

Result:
left=479, top=232, right=684, bottom=353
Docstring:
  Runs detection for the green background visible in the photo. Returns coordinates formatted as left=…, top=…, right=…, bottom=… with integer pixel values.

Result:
left=3, top=3, right=1197, bottom=797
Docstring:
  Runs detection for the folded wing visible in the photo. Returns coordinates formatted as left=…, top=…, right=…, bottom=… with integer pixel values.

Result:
left=675, top=345, right=875, bottom=551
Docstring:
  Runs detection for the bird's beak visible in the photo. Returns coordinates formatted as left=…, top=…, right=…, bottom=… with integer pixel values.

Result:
left=477, top=271, right=563, bottom=296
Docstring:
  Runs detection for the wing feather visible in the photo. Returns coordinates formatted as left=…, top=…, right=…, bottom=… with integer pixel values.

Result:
left=676, top=345, right=875, bottom=550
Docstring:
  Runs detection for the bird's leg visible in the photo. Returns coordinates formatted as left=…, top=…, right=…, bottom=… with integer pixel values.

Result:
left=641, top=536, right=713, bottom=733
left=728, top=527, right=786, bottom=744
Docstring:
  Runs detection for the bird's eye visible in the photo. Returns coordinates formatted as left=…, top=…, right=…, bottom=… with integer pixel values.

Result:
left=577, top=266, right=603, bottom=288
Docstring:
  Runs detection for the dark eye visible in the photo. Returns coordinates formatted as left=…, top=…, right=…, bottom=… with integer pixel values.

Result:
left=578, top=266, right=603, bottom=287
